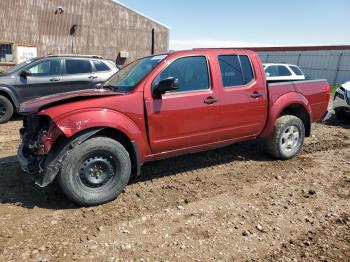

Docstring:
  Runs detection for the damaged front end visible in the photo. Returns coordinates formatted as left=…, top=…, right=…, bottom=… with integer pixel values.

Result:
left=17, top=114, right=64, bottom=187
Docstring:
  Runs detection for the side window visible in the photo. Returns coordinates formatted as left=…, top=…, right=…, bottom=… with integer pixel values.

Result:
left=218, top=55, right=244, bottom=87
left=277, top=66, right=292, bottom=76
left=289, top=66, right=303, bottom=76
left=93, top=60, right=110, bottom=72
left=153, top=56, right=210, bottom=93
left=65, top=59, right=92, bottom=75
left=239, top=55, right=254, bottom=84
left=27, top=59, right=61, bottom=77
left=266, top=65, right=279, bottom=77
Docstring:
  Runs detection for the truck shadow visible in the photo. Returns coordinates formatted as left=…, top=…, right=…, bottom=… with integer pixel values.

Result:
left=0, top=140, right=272, bottom=210
left=131, top=140, right=270, bottom=184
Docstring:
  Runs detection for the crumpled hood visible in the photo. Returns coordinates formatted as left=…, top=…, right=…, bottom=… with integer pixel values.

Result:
left=19, top=89, right=121, bottom=114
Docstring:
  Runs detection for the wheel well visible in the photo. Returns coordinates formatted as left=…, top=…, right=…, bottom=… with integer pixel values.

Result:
left=0, top=91, right=15, bottom=109
left=280, top=104, right=311, bottom=137
left=50, top=127, right=138, bottom=175
left=94, top=128, right=138, bottom=174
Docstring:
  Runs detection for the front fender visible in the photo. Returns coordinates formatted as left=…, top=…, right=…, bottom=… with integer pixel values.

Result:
left=46, top=109, right=148, bottom=160
left=260, top=92, right=312, bottom=138
left=0, top=86, right=20, bottom=111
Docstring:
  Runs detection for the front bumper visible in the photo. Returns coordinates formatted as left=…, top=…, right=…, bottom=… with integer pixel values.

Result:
left=17, top=144, right=49, bottom=187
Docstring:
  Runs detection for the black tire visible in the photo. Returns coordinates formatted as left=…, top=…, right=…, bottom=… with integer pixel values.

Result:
left=0, top=95, right=14, bottom=124
left=58, top=137, right=131, bottom=206
left=265, top=115, right=305, bottom=160
left=335, top=108, right=348, bottom=120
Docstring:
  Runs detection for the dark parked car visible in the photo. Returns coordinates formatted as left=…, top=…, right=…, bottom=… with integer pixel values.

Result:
left=0, top=55, right=118, bottom=123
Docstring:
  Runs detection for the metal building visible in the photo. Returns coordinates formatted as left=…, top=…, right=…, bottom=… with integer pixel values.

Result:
left=249, top=46, right=350, bottom=84
left=0, top=0, right=169, bottom=71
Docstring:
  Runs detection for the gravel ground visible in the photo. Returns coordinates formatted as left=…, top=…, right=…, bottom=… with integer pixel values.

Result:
left=0, top=117, right=349, bottom=262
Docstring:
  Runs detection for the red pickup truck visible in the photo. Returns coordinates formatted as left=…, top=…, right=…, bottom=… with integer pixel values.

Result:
left=17, top=49, right=330, bottom=206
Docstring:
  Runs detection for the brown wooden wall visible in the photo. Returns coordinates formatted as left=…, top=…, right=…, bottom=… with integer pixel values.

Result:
left=0, top=0, right=169, bottom=70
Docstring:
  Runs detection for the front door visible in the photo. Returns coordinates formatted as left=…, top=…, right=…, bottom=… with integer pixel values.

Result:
left=15, top=58, right=63, bottom=103
left=145, top=56, right=222, bottom=154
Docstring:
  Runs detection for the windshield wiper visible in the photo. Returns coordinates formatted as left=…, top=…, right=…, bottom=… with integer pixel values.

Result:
left=95, top=83, right=117, bottom=91
left=102, top=84, right=116, bottom=91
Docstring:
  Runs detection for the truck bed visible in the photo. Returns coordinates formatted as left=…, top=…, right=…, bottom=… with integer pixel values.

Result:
left=268, top=79, right=330, bottom=122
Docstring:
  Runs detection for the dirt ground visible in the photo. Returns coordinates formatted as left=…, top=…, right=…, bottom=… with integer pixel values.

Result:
left=0, top=116, right=349, bottom=262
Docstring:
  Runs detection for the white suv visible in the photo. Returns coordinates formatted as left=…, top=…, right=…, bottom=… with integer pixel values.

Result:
left=264, top=63, right=306, bottom=82
left=333, top=81, right=350, bottom=119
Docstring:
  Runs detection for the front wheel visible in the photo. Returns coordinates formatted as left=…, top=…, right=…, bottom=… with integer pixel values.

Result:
left=0, top=95, right=14, bottom=124
left=58, top=137, right=131, bottom=206
left=265, top=115, right=305, bottom=160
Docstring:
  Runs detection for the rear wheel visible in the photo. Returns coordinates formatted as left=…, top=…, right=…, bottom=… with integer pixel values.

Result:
left=58, top=137, right=131, bottom=206
left=0, top=95, right=14, bottom=124
left=265, top=115, right=305, bottom=160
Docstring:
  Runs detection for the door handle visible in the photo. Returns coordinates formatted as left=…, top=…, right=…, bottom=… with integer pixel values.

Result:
left=49, top=78, right=60, bottom=82
left=88, top=76, right=98, bottom=79
left=251, top=92, right=263, bottom=98
left=204, top=97, right=218, bottom=105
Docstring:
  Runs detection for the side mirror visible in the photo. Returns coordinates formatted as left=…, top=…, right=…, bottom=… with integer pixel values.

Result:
left=154, top=77, right=179, bottom=97
left=20, top=70, right=32, bottom=77
left=265, top=72, right=270, bottom=78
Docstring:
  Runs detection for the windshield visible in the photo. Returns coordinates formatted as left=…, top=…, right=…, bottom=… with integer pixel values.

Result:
left=104, top=55, right=167, bottom=92
left=3, top=59, right=36, bottom=74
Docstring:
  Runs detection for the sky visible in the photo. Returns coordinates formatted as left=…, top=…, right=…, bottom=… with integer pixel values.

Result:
left=117, top=0, right=350, bottom=50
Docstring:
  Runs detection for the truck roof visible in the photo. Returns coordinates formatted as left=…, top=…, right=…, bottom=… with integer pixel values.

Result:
left=164, top=48, right=257, bottom=57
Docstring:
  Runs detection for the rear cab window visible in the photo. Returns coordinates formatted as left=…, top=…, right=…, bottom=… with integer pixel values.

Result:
left=218, top=54, right=255, bottom=88
left=153, top=56, right=210, bottom=93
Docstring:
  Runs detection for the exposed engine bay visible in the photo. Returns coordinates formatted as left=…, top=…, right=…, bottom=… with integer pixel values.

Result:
left=19, top=115, right=53, bottom=178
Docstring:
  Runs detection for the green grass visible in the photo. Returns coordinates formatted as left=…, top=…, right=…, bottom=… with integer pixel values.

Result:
left=331, top=83, right=341, bottom=96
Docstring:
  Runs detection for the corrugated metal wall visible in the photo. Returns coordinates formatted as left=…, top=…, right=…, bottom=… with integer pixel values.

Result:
left=0, top=0, right=169, bottom=70
left=258, top=50, right=350, bottom=84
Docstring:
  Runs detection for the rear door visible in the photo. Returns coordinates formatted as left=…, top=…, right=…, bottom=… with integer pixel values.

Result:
left=14, top=58, right=63, bottom=102
left=145, top=55, right=223, bottom=154
left=214, top=53, right=267, bottom=139
left=61, top=58, right=94, bottom=91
